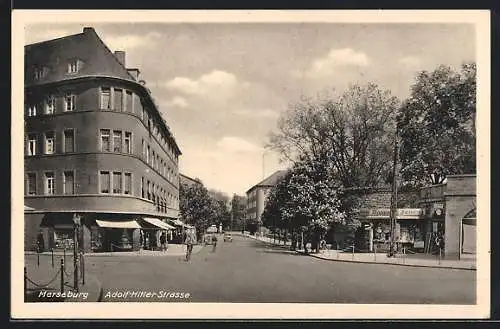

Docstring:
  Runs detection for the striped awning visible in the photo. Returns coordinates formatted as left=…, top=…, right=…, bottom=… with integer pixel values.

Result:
left=142, top=217, right=175, bottom=230
left=96, top=219, right=141, bottom=229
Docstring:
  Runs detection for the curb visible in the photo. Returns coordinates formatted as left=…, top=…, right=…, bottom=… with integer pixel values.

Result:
left=244, top=234, right=476, bottom=271
left=25, top=245, right=204, bottom=258
left=304, top=252, right=476, bottom=271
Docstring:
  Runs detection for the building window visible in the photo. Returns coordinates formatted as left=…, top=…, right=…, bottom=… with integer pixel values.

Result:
left=152, top=151, right=155, bottom=168
left=141, top=107, right=145, bottom=121
left=33, top=67, right=40, bottom=80
left=28, top=104, right=37, bottom=117
left=45, top=96, right=56, bottom=114
left=100, top=129, right=110, bottom=152
left=141, top=177, right=144, bottom=198
left=124, top=132, right=132, bottom=154
left=114, top=88, right=123, bottom=111
left=113, top=172, right=122, bottom=193
left=27, top=173, right=36, bottom=195
left=68, top=60, right=79, bottom=73
left=126, top=91, right=133, bottom=112
left=63, top=129, right=75, bottom=153
left=27, top=133, right=37, bottom=156
left=63, top=171, right=74, bottom=195
left=146, top=145, right=150, bottom=164
left=45, top=172, right=55, bottom=195
left=147, top=180, right=151, bottom=200
left=113, top=130, right=122, bottom=153
left=64, top=93, right=75, bottom=112
left=152, top=184, right=156, bottom=204
left=44, top=132, right=55, bottom=154
left=124, top=173, right=131, bottom=195
left=142, top=139, right=145, bottom=159
left=100, top=171, right=110, bottom=193
left=101, top=87, right=111, bottom=110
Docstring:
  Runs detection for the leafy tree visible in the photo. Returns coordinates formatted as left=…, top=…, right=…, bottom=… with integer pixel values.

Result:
left=179, top=182, right=216, bottom=236
left=212, top=198, right=231, bottom=231
left=397, top=63, right=476, bottom=186
left=231, top=194, right=247, bottom=231
left=262, top=157, right=346, bottom=252
left=269, top=83, right=399, bottom=189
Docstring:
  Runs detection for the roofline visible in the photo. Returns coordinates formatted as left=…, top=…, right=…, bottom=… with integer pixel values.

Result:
left=25, top=32, right=85, bottom=48
left=179, top=173, right=202, bottom=185
left=25, top=75, right=182, bottom=155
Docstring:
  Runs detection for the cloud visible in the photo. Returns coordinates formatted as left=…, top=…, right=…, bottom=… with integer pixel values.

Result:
left=102, top=32, right=161, bottom=51
left=398, top=55, right=422, bottom=68
left=302, top=48, right=370, bottom=79
left=163, top=70, right=239, bottom=100
left=216, top=136, right=263, bottom=154
left=170, top=96, right=189, bottom=108
left=234, top=109, right=280, bottom=119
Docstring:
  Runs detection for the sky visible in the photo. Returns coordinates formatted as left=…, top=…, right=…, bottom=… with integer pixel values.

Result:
left=24, top=22, right=475, bottom=196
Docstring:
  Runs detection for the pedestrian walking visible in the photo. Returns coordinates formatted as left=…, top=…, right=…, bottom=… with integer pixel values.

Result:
left=37, top=231, right=45, bottom=253
left=438, top=234, right=445, bottom=259
left=160, top=232, right=167, bottom=251
left=211, top=234, right=218, bottom=253
left=184, top=229, right=196, bottom=261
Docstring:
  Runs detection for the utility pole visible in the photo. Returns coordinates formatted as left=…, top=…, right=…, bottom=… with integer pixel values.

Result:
left=388, top=128, right=399, bottom=258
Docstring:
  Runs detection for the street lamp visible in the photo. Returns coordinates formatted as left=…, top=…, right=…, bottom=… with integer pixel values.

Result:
left=72, top=213, right=81, bottom=291
left=388, top=125, right=399, bottom=258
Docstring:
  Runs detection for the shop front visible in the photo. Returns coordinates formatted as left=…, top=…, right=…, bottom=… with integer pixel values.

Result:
left=358, top=208, right=426, bottom=253
left=137, top=217, right=175, bottom=250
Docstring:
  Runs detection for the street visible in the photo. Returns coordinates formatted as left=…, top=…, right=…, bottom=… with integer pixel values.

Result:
left=82, top=235, right=476, bottom=304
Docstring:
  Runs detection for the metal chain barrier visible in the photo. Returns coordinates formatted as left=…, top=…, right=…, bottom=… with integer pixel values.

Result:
left=25, top=267, right=62, bottom=289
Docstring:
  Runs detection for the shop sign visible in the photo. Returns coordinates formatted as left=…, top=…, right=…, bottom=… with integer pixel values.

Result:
left=413, top=241, right=425, bottom=248
left=359, top=208, right=424, bottom=219
left=432, top=203, right=445, bottom=219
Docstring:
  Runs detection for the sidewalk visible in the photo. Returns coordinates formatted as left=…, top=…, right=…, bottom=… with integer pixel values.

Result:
left=242, top=233, right=476, bottom=270
left=25, top=244, right=203, bottom=257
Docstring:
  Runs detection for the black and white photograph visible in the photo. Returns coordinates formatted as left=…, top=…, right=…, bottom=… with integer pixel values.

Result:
left=11, top=10, right=490, bottom=319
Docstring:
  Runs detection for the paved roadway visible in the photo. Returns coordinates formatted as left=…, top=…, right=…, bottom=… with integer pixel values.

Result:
left=86, top=235, right=475, bottom=304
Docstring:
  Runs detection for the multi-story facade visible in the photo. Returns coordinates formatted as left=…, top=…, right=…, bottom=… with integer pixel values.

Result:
left=245, top=170, right=287, bottom=232
left=24, top=27, right=182, bottom=252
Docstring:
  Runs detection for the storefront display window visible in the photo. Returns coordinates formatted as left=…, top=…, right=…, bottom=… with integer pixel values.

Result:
left=53, top=228, right=74, bottom=249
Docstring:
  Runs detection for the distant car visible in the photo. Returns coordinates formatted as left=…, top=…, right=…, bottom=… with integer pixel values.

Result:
left=224, top=233, right=232, bottom=242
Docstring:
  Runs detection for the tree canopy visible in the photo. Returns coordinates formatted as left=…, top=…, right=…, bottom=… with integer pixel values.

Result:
left=269, top=83, right=399, bottom=189
left=397, top=63, right=476, bottom=186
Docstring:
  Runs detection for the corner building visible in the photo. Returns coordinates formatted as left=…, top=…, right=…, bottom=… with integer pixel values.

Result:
left=24, top=27, right=182, bottom=252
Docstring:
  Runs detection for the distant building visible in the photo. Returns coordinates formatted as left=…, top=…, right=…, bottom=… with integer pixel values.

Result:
left=179, top=173, right=203, bottom=188
left=245, top=170, right=287, bottom=232
left=24, top=27, right=182, bottom=252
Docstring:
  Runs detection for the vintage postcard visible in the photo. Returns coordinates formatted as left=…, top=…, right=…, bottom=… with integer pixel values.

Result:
left=11, top=10, right=490, bottom=319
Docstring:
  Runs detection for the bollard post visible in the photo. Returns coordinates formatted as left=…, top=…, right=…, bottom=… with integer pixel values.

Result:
left=439, top=248, right=442, bottom=265
left=24, top=267, right=27, bottom=299
left=37, top=250, right=40, bottom=267
left=352, top=244, right=355, bottom=261
left=80, top=253, right=85, bottom=286
left=60, top=259, right=64, bottom=294
left=374, top=243, right=377, bottom=261
left=63, top=248, right=66, bottom=265
left=403, top=247, right=406, bottom=264
left=51, top=248, right=54, bottom=268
